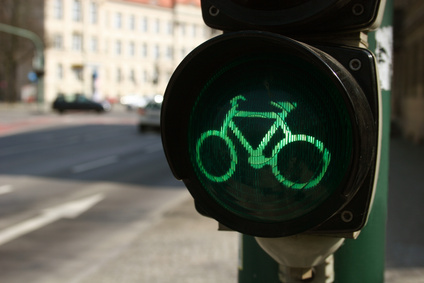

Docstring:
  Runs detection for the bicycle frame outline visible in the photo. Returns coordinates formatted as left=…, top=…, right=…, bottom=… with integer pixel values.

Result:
left=195, top=95, right=331, bottom=189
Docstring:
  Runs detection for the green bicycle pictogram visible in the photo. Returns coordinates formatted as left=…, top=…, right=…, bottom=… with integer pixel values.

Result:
left=195, top=95, right=331, bottom=189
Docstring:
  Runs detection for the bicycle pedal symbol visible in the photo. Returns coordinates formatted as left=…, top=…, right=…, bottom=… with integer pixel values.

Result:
left=195, top=95, right=331, bottom=189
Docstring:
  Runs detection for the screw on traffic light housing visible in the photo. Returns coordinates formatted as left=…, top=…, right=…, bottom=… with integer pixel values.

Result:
left=161, top=0, right=383, bottom=238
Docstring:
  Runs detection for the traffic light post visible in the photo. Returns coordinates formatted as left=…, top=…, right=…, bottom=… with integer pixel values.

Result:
left=161, top=1, right=389, bottom=282
left=333, top=1, right=393, bottom=282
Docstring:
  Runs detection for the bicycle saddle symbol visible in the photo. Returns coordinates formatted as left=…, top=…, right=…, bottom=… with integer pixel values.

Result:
left=195, top=95, right=331, bottom=189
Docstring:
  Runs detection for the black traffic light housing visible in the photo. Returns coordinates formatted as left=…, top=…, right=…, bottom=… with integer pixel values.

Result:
left=161, top=1, right=383, bottom=238
left=201, top=0, right=385, bottom=35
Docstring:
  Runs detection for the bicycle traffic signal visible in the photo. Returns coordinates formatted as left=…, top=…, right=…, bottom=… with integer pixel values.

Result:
left=161, top=1, right=383, bottom=238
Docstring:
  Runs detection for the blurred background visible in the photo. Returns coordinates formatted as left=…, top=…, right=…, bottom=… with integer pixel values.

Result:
left=0, top=0, right=423, bottom=282
left=0, top=0, right=219, bottom=108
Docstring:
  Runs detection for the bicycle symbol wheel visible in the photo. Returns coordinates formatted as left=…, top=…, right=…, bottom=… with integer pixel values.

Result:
left=271, top=134, right=331, bottom=189
left=195, top=130, right=238, bottom=182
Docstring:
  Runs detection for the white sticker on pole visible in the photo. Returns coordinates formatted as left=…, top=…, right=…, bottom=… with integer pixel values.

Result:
left=375, top=26, right=393, bottom=91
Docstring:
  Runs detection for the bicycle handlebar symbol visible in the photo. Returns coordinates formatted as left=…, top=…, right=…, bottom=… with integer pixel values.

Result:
left=195, top=95, right=331, bottom=189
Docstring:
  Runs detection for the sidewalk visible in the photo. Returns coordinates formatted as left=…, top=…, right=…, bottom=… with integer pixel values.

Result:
left=0, top=102, right=56, bottom=136
left=77, top=138, right=424, bottom=283
left=0, top=102, right=136, bottom=137
left=77, top=195, right=239, bottom=283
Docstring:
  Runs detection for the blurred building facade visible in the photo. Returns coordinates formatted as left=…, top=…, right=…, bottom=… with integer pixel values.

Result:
left=392, top=0, right=424, bottom=143
left=44, top=0, right=215, bottom=103
left=1, top=0, right=215, bottom=104
left=2, top=0, right=424, bottom=143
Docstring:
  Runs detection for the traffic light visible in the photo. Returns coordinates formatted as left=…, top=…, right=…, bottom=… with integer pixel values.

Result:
left=161, top=1, right=383, bottom=238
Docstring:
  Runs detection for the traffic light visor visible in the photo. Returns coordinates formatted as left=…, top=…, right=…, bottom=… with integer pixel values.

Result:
left=201, top=0, right=384, bottom=33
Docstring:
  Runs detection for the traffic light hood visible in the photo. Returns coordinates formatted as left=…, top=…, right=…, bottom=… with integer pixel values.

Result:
left=201, top=0, right=386, bottom=35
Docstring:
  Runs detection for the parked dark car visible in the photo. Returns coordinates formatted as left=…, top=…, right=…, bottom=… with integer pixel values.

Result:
left=52, top=94, right=111, bottom=113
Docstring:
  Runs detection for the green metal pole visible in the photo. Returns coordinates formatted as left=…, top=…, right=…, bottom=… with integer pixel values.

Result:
left=238, top=234, right=280, bottom=283
left=333, top=0, right=393, bottom=282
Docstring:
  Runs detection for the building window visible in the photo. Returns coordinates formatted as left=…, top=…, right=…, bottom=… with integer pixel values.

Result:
left=73, top=0, right=82, bottom=22
left=129, top=42, right=135, bottom=57
left=129, top=15, right=136, bottom=30
left=142, top=70, right=148, bottom=82
left=115, top=40, right=122, bottom=55
left=166, top=46, right=173, bottom=60
left=153, top=45, right=160, bottom=59
left=140, top=17, right=148, bottom=32
left=192, top=24, right=197, bottom=37
left=180, top=23, right=186, bottom=36
left=57, top=64, right=64, bottom=79
left=130, top=69, right=136, bottom=83
left=72, top=66, right=83, bottom=81
left=90, top=37, right=98, bottom=52
left=141, top=43, right=148, bottom=57
left=72, top=34, right=83, bottom=51
left=115, top=13, right=122, bottom=29
left=153, top=18, right=160, bottom=33
left=104, top=39, right=109, bottom=54
left=53, top=34, right=63, bottom=49
left=167, top=21, right=173, bottom=35
left=90, top=2, right=98, bottom=24
left=116, top=68, right=122, bottom=82
left=152, top=67, right=159, bottom=84
left=53, top=0, right=63, bottom=20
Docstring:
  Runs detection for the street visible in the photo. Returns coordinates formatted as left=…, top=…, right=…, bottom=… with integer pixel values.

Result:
left=0, top=105, right=423, bottom=282
left=0, top=108, right=188, bottom=282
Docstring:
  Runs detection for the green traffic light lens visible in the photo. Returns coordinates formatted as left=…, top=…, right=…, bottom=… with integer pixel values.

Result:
left=188, top=51, right=353, bottom=223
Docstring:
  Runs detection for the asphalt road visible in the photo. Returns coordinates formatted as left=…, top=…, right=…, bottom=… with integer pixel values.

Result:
left=0, top=106, right=424, bottom=282
left=0, top=112, right=187, bottom=283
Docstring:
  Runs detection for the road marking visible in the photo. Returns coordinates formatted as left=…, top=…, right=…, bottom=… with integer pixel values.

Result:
left=0, top=185, right=13, bottom=195
left=0, top=193, right=104, bottom=246
left=72, top=156, right=118, bottom=173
